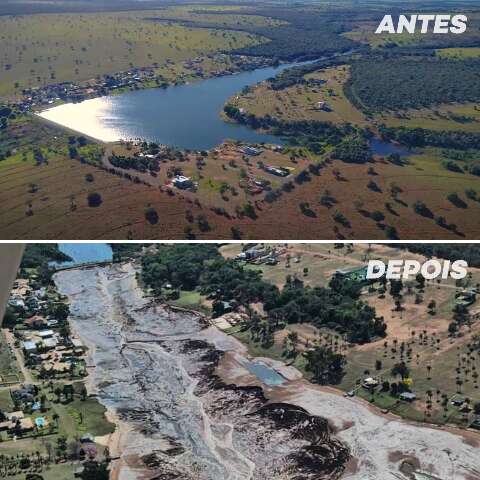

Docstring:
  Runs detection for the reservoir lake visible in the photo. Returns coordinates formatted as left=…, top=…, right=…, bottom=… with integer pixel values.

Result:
left=38, top=63, right=303, bottom=150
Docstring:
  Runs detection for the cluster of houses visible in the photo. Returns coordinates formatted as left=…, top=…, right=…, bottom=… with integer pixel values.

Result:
left=13, top=66, right=161, bottom=113
left=0, top=385, right=42, bottom=437
left=21, top=323, right=87, bottom=378
left=9, top=278, right=87, bottom=379
left=236, top=245, right=284, bottom=266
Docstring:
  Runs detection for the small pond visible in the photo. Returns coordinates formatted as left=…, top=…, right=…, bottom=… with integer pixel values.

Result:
left=242, top=360, right=285, bottom=386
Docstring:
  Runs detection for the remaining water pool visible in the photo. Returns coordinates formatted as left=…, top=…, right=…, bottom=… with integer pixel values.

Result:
left=242, top=360, right=285, bottom=386
left=52, top=243, right=113, bottom=268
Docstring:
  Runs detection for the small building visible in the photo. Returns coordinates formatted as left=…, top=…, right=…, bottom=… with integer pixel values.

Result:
left=23, top=340, right=38, bottom=355
left=173, top=176, right=193, bottom=189
left=43, top=337, right=58, bottom=350
left=451, top=396, right=465, bottom=407
left=80, top=433, right=95, bottom=443
left=240, top=146, right=262, bottom=156
left=37, top=330, right=55, bottom=339
left=333, top=266, right=369, bottom=284
left=16, top=417, right=35, bottom=433
left=362, top=377, right=379, bottom=390
left=6, top=411, right=24, bottom=422
left=24, top=315, right=48, bottom=329
left=399, top=392, right=417, bottom=402
left=71, top=338, right=87, bottom=351
left=265, top=165, right=290, bottom=177
left=455, top=290, right=476, bottom=307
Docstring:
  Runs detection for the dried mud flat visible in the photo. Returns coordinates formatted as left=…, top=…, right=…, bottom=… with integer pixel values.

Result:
left=54, top=263, right=480, bottom=480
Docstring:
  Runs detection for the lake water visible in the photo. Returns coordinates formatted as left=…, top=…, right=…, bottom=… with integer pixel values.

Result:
left=369, top=138, right=412, bottom=157
left=242, top=360, right=285, bottom=386
left=38, top=63, right=304, bottom=149
left=54, top=243, right=113, bottom=267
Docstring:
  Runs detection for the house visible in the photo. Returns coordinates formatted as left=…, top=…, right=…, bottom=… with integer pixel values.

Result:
left=362, top=377, right=379, bottom=390
left=12, top=385, right=37, bottom=404
left=43, top=337, right=58, bottom=350
left=37, top=330, right=55, bottom=339
left=315, top=101, right=331, bottom=111
left=16, top=417, right=35, bottom=433
left=173, top=176, right=193, bottom=189
left=80, top=433, right=95, bottom=443
left=23, top=340, right=38, bottom=355
left=240, top=146, right=262, bottom=156
left=265, top=165, right=290, bottom=177
left=71, top=338, right=86, bottom=351
left=455, top=290, right=476, bottom=307
left=6, top=411, right=24, bottom=422
left=24, top=315, right=48, bottom=329
left=451, top=397, right=465, bottom=407
left=333, top=266, right=369, bottom=284
left=399, top=392, right=417, bottom=402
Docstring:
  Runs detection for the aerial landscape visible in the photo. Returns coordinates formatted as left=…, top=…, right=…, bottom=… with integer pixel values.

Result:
left=0, top=0, right=480, bottom=239
left=2, top=242, right=480, bottom=479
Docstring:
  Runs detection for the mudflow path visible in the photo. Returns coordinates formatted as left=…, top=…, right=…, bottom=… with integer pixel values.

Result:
left=54, top=263, right=348, bottom=480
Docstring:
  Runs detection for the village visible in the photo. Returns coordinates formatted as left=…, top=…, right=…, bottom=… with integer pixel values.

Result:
left=0, top=271, right=113, bottom=479
left=8, top=53, right=277, bottom=115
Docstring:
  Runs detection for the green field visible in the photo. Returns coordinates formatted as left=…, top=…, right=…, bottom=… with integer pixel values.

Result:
left=0, top=330, right=22, bottom=385
left=0, top=11, right=262, bottom=97
left=376, top=103, right=480, bottom=133
left=437, top=47, right=480, bottom=59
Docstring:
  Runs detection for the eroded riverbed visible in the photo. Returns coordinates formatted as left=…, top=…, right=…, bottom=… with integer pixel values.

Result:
left=54, top=263, right=480, bottom=480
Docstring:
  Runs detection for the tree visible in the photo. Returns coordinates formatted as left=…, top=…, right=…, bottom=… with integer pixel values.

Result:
left=87, top=192, right=102, bottom=208
left=144, top=207, right=159, bottom=225
left=81, top=461, right=109, bottom=480
left=80, top=385, right=88, bottom=401
left=391, top=362, right=409, bottom=380
left=56, top=436, right=68, bottom=459
left=304, top=346, right=346, bottom=385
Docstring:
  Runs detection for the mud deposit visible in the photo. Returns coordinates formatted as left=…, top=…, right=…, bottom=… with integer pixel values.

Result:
left=54, top=263, right=348, bottom=480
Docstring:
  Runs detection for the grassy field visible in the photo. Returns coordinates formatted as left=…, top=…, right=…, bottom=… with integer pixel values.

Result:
left=375, top=103, right=480, bottom=133
left=0, top=11, right=262, bottom=98
left=143, top=5, right=286, bottom=29
left=229, top=65, right=366, bottom=126
left=437, top=47, right=480, bottom=59
left=0, top=330, right=22, bottom=385
left=222, top=243, right=480, bottom=425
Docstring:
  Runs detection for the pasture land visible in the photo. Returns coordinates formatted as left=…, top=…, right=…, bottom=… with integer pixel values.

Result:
left=0, top=11, right=262, bottom=98
left=437, top=47, right=480, bottom=59
left=375, top=103, right=480, bottom=133
left=228, top=65, right=366, bottom=126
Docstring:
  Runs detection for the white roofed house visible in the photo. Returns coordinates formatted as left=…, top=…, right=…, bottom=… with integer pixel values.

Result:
left=36, top=330, right=55, bottom=339
left=173, top=176, right=193, bottom=190
left=22, top=340, right=38, bottom=355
